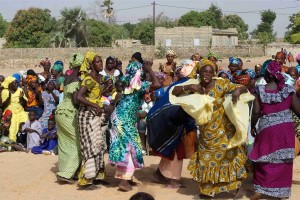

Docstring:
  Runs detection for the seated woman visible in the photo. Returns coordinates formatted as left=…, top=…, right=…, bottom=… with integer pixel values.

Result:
left=32, top=118, right=57, bottom=155
left=0, top=110, right=13, bottom=152
left=23, top=110, right=42, bottom=150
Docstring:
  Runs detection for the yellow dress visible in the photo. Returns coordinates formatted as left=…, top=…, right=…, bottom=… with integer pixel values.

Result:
left=2, top=88, right=28, bottom=141
left=188, top=78, right=247, bottom=197
left=81, top=75, right=102, bottom=107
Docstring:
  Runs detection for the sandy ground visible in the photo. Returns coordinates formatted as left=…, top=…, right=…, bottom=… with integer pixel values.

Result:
left=0, top=153, right=299, bottom=200
left=1, top=56, right=276, bottom=77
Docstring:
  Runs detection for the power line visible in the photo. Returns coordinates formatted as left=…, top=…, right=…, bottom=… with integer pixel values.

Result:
left=114, top=5, right=151, bottom=12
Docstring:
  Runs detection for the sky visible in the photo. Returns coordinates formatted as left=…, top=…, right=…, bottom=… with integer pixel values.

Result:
left=0, top=0, right=300, bottom=38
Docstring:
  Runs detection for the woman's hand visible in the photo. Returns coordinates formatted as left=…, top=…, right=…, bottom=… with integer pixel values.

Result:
left=143, top=59, right=153, bottom=72
left=188, top=84, right=205, bottom=94
left=251, top=128, right=257, bottom=138
left=232, top=89, right=241, bottom=104
left=95, top=105, right=103, bottom=116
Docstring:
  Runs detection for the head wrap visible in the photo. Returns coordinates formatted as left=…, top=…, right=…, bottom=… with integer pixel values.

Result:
left=3, top=110, right=12, bottom=121
left=65, top=69, right=73, bottom=76
left=12, top=73, right=21, bottom=84
left=80, top=51, right=97, bottom=76
left=166, top=50, right=176, bottom=57
left=54, top=60, right=64, bottom=66
left=217, top=70, right=233, bottom=82
left=229, top=57, right=241, bottom=66
left=266, top=61, right=285, bottom=90
left=2, top=76, right=16, bottom=89
left=261, top=59, right=272, bottom=77
left=198, top=59, right=217, bottom=76
left=69, top=53, right=84, bottom=68
left=233, top=70, right=251, bottom=86
left=296, top=54, right=300, bottom=61
left=132, top=52, right=143, bottom=64
left=287, top=67, right=298, bottom=78
left=102, top=75, right=113, bottom=83
left=52, top=63, right=64, bottom=73
left=121, top=61, right=143, bottom=94
left=192, top=53, right=202, bottom=60
left=207, top=51, right=219, bottom=60
left=27, top=69, right=37, bottom=77
left=40, top=58, right=51, bottom=67
left=154, top=72, right=166, bottom=80
left=275, top=52, right=286, bottom=64
left=26, top=75, right=38, bottom=84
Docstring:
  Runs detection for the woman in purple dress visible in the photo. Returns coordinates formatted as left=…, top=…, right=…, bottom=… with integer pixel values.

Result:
left=250, top=61, right=300, bottom=200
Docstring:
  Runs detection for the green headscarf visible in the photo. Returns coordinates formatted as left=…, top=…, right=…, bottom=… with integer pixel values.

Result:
left=52, top=64, right=64, bottom=73
left=69, top=53, right=84, bottom=68
left=207, top=51, right=219, bottom=60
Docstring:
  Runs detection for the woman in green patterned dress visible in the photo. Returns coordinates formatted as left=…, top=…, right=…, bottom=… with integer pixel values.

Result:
left=109, top=54, right=161, bottom=191
left=56, top=53, right=84, bottom=183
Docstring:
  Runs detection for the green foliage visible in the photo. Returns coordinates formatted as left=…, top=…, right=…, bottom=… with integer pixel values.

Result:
left=123, top=23, right=136, bottom=38
left=0, top=13, right=8, bottom=37
left=56, top=7, right=87, bottom=47
left=109, top=24, right=130, bottom=41
left=85, top=19, right=112, bottom=47
left=132, top=21, right=153, bottom=45
left=285, top=12, right=300, bottom=43
left=222, top=14, right=249, bottom=40
left=154, top=42, right=166, bottom=58
left=5, top=8, right=56, bottom=47
left=208, top=4, right=223, bottom=28
left=252, top=10, right=276, bottom=44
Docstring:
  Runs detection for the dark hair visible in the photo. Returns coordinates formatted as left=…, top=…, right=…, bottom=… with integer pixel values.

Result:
left=106, top=56, right=115, bottom=64
left=29, top=110, right=37, bottom=115
left=132, top=52, right=143, bottom=64
left=27, top=69, right=38, bottom=77
left=115, top=80, right=125, bottom=87
left=129, top=192, right=154, bottom=200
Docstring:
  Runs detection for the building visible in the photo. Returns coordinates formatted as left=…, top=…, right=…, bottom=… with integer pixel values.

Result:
left=155, top=26, right=238, bottom=47
left=112, top=39, right=141, bottom=48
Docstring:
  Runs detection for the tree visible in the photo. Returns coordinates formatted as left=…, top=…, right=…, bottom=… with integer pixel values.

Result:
left=132, top=21, right=153, bottom=45
left=222, top=14, right=249, bottom=40
left=285, top=12, right=300, bottom=43
left=56, top=7, right=88, bottom=47
left=251, top=10, right=276, bottom=44
left=101, top=0, right=115, bottom=24
left=85, top=19, right=112, bottom=47
left=5, top=8, right=56, bottom=47
left=122, top=23, right=136, bottom=38
left=208, top=4, right=223, bottom=28
left=0, top=13, right=8, bottom=37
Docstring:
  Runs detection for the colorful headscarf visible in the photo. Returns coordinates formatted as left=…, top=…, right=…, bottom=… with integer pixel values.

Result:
left=261, top=59, right=272, bottom=77
left=198, top=59, right=217, bottom=75
left=178, top=60, right=196, bottom=78
left=266, top=61, right=285, bottom=90
left=52, top=63, right=64, bottom=73
left=12, top=73, right=21, bottom=85
left=296, top=54, right=300, bottom=61
left=26, top=75, right=38, bottom=84
left=102, top=75, right=113, bottom=83
left=207, top=51, right=219, bottom=60
left=54, top=60, right=64, bottom=67
left=229, top=57, right=241, bottom=66
left=166, top=50, right=176, bottom=57
left=275, top=52, right=286, bottom=64
left=217, top=70, right=233, bottom=82
left=2, top=76, right=16, bottom=89
left=233, top=70, right=251, bottom=86
left=80, top=51, right=97, bottom=77
left=121, top=61, right=143, bottom=94
left=69, top=53, right=84, bottom=68
left=3, top=110, right=12, bottom=121
left=40, top=58, right=51, bottom=67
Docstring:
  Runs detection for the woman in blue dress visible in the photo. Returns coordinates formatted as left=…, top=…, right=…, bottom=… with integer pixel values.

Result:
left=109, top=52, right=161, bottom=191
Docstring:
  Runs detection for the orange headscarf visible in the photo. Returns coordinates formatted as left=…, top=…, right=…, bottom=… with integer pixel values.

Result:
left=26, top=75, right=38, bottom=83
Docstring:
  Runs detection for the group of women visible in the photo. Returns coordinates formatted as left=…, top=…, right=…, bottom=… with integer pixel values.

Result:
left=1, top=49, right=299, bottom=199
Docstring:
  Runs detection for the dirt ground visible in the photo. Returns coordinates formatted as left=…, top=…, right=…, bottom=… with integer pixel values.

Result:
left=0, top=153, right=299, bottom=200
left=1, top=56, right=276, bottom=77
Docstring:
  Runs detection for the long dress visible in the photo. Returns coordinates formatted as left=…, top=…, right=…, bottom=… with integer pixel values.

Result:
left=249, top=85, right=295, bottom=198
left=188, top=78, right=247, bottom=197
left=1, top=88, right=28, bottom=142
left=39, top=90, right=59, bottom=129
left=109, top=81, right=150, bottom=180
left=56, top=82, right=81, bottom=179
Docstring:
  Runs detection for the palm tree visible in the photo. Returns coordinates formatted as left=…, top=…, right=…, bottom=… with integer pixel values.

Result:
left=101, top=0, right=114, bottom=24
left=56, top=7, right=88, bottom=47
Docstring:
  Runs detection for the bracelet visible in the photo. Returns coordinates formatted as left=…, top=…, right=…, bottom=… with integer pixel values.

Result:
left=183, top=85, right=187, bottom=94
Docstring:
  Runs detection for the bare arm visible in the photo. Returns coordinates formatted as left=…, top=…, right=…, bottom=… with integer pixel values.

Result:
left=172, top=84, right=204, bottom=96
left=143, top=60, right=162, bottom=92
left=251, top=95, right=261, bottom=131
left=51, top=91, right=59, bottom=104
left=76, top=86, right=102, bottom=115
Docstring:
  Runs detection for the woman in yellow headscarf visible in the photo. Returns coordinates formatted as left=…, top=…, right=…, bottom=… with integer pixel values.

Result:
left=172, top=59, right=249, bottom=198
left=1, top=76, right=28, bottom=141
left=80, top=51, right=97, bottom=79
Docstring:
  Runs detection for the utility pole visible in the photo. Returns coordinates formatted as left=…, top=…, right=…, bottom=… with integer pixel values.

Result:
left=151, top=1, right=156, bottom=46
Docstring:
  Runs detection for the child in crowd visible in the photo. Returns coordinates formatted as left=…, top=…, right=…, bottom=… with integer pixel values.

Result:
left=0, top=110, right=13, bottom=152
left=254, top=64, right=262, bottom=78
left=137, top=93, right=154, bottom=155
left=101, top=75, right=114, bottom=106
left=23, top=110, right=42, bottom=150
left=217, top=70, right=233, bottom=82
left=32, top=118, right=57, bottom=155
left=112, top=80, right=125, bottom=106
